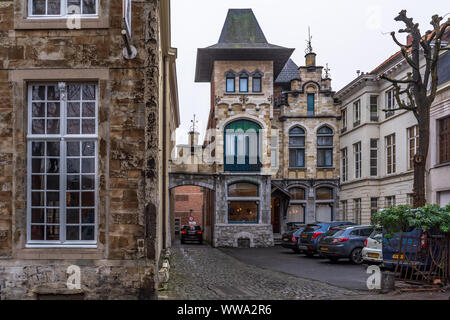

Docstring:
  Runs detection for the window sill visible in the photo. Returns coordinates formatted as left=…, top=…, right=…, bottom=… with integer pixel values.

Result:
left=288, top=167, right=307, bottom=170
left=26, top=243, right=97, bottom=249
left=317, top=167, right=335, bottom=170
left=15, top=16, right=109, bottom=30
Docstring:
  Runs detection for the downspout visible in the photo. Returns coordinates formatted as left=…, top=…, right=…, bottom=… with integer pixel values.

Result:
left=162, top=55, right=168, bottom=250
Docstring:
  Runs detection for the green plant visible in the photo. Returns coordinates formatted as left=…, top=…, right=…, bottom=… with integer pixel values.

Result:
left=371, top=204, right=450, bottom=238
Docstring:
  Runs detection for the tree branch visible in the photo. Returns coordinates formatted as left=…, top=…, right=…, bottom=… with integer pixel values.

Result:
left=381, top=73, right=416, bottom=84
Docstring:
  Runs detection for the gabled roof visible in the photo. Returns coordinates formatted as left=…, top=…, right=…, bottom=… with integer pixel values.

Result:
left=275, top=59, right=299, bottom=84
left=195, top=9, right=294, bottom=82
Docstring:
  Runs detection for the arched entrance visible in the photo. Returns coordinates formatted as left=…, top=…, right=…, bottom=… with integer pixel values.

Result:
left=169, top=173, right=216, bottom=245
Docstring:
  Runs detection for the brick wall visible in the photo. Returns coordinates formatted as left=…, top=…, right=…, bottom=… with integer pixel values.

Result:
left=173, top=186, right=204, bottom=227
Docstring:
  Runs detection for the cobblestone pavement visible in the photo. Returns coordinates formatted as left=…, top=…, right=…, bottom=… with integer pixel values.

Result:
left=163, top=244, right=373, bottom=300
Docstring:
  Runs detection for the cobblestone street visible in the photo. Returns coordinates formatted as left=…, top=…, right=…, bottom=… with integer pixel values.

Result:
left=163, top=244, right=367, bottom=300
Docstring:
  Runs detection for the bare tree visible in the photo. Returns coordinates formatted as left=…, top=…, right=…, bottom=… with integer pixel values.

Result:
left=381, top=10, right=449, bottom=208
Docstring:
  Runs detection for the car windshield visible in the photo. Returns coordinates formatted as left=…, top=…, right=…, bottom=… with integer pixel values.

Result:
left=303, top=224, right=321, bottom=232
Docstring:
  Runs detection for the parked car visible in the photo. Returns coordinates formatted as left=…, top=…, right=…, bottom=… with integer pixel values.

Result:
left=180, top=225, right=203, bottom=244
left=281, top=225, right=306, bottom=253
left=298, top=221, right=357, bottom=257
left=318, top=225, right=374, bottom=264
left=382, top=228, right=442, bottom=272
left=362, top=228, right=383, bottom=264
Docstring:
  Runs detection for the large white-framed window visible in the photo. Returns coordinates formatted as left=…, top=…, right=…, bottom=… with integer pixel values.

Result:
left=353, top=142, right=361, bottom=179
left=353, top=100, right=361, bottom=127
left=407, top=125, right=419, bottom=170
left=28, top=0, right=99, bottom=18
left=385, top=133, right=396, bottom=174
left=385, top=89, right=396, bottom=118
left=27, top=82, right=98, bottom=247
left=341, top=147, right=348, bottom=182
left=370, top=138, right=378, bottom=176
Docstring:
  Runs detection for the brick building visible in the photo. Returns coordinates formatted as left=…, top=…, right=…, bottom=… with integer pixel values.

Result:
left=0, top=0, right=179, bottom=299
left=173, top=185, right=204, bottom=233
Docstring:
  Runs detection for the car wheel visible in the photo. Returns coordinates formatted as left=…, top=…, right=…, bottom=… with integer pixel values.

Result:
left=350, top=248, right=364, bottom=264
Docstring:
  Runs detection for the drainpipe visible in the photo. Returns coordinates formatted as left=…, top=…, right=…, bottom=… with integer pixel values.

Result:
left=162, top=55, right=168, bottom=250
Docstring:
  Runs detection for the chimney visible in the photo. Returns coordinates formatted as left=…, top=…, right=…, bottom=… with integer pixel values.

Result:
left=305, top=52, right=316, bottom=67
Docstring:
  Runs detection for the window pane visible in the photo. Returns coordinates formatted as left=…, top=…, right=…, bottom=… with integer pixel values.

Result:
left=82, top=102, right=95, bottom=117
left=46, top=158, right=59, bottom=173
left=66, top=226, right=79, bottom=240
left=82, top=192, right=95, bottom=206
left=82, top=158, right=95, bottom=173
left=67, top=175, right=80, bottom=190
left=31, top=208, right=45, bottom=223
left=47, top=0, right=61, bottom=15
left=67, top=209, right=80, bottom=224
left=46, top=209, right=59, bottom=224
left=47, top=102, right=60, bottom=117
left=46, top=192, right=60, bottom=207
left=32, top=142, right=45, bottom=156
left=289, top=136, right=305, bottom=146
left=32, top=192, right=44, bottom=206
left=317, top=136, right=332, bottom=146
left=31, top=225, right=45, bottom=240
left=32, top=159, right=45, bottom=173
left=67, top=84, right=81, bottom=100
left=290, top=127, right=305, bottom=135
left=47, top=85, right=60, bottom=100
left=46, top=119, right=60, bottom=134
left=239, top=78, right=248, bottom=92
left=32, top=85, right=46, bottom=100
left=32, top=120, right=45, bottom=134
left=253, top=77, right=261, bottom=92
left=67, top=119, right=80, bottom=134
left=82, top=209, right=95, bottom=223
left=226, top=78, right=235, bottom=92
left=228, top=183, right=258, bottom=197
left=32, top=175, right=44, bottom=190
left=287, top=204, right=305, bottom=223
left=67, top=0, right=81, bottom=14
left=82, top=119, right=95, bottom=134
left=68, top=102, right=80, bottom=117
left=32, top=103, right=45, bottom=117
left=81, top=226, right=95, bottom=240
left=67, top=158, right=80, bottom=173
left=32, top=0, right=46, bottom=15
left=296, top=149, right=305, bottom=167
left=46, top=175, right=59, bottom=190
left=82, top=142, right=95, bottom=156
left=316, top=188, right=332, bottom=200
left=228, top=201, right=258, bottom=222
left=82, top=0, right=96, bottom=14
left=67, top=141, right=80, bottom=156
left=67, top=192, right=80, bottom=207
left=46, top=225, right=60, bottom=240
left=290, top=188, right=305, bottom=200
left=47, top=142, right=60, bottom=156
left=82, top=175, right=95, bottom=190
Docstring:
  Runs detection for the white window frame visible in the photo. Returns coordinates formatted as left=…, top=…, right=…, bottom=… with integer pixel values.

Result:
left=353, top=142, right=361, bottom=179
left=370, top=138, right=378, bottom=177
left=341, top=147, right=348, bottom=182
left=385, top=89, right=396, bottom=117
left=353, top=198, right=361, bottom=224
left=341, top=108, right=347, bottom=130
left=386, top=133, right=396, bottom=175
left=353, top=100, right=361, bottom=125
left=407, top=125, right=419, bottom=170
left=28, top=0, right=99, bottom=18
left=270, top=134, right=278, bottom=169
left=27, top=81, right=98, bottom=248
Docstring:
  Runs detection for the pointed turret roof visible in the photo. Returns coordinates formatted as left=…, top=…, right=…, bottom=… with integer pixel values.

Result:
left=195, top=9, right=294, bottom=82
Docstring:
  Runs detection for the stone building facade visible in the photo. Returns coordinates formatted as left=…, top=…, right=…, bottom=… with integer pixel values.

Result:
left=169, top=8, right=340, bottom=247
left=0, top=0, right=179, bottom=300
left=336, top=34, right=450, bottom=225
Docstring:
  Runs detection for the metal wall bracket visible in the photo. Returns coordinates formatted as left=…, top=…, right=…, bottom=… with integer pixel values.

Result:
left=122, top=29, right=137, bottom=60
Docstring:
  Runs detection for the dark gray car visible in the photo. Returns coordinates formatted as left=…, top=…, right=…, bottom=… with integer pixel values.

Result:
left=318, top=225, right=374, bottom=264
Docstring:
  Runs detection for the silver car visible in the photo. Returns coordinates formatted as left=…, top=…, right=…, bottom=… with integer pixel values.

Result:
left=362, top=229, right=383, bottom=264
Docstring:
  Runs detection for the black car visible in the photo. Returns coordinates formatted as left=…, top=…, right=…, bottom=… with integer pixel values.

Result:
left=318, top=225, right=374, bottom=264
left=180, top=225, right=203, bottom=244
left=281, top=225, right=306, bottom=253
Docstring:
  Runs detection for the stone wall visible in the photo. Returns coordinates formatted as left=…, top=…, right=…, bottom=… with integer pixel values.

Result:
left=214, top=224, right=274, bottom=247
left=0, top=0, right=168, bottom=299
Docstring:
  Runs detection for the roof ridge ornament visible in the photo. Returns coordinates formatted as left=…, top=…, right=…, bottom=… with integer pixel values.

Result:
left=305, top=26, right=313, bottom=54
left=190, top=114, right=198, bottom=133
left=324, top=63, right=331, bottom=78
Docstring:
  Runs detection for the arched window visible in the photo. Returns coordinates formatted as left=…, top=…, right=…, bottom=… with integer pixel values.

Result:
left=317, top=126, right=333, bottom=167
left=224, top=70, right=236, bottom=93
left=289, top=127, right=305, bottom=168
left=316, top=187, right=334, bottom=222
left=224, top=120, right=261, bottom=172
left=238, top=70, right=250, bottom=93
left=251, top=70, right=264, bottom=93
left=228, top=182, right=259, bottom=223
left=288, top=187, right=306, bottom=223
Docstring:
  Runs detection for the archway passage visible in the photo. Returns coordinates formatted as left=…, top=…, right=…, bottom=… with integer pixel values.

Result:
left=169, top=184, right=215, bottom=246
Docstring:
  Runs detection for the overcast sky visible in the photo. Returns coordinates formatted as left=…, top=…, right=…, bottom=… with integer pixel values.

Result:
left=171, top=0, right=449, bottom=144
